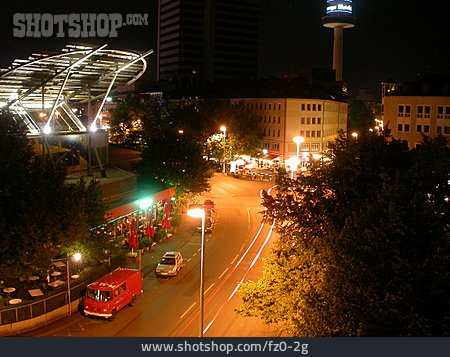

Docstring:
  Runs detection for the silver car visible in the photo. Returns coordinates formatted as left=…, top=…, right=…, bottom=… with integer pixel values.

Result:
left=155, top=251, right=183, bottom=277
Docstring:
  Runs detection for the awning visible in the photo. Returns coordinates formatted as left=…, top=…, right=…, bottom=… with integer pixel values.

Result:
left=106, top=185, right=176, bottom=221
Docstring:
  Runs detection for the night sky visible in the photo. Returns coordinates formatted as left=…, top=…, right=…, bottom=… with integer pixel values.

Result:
left=1, top=0, right=449, bottom=98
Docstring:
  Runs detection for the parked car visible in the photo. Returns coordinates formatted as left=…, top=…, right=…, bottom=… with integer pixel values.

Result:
left=197, top=217, right=214, bottom=233
left=155, top=251, right=183, bottom=277
left=83, top=268, right=142, bottom=321
left=203, top=199, right=215, bottom=210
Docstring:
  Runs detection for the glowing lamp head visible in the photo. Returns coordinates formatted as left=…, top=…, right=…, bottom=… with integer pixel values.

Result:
left=187, top=204, right=205, bottom=218
left=89, top=122, right=98, bottom=132
left=137, top=197, right=153, bottom=210
left=43, top=125, right=52, bottom=134
left=72, top=253, right=82, bottom=262
left=293, top=136, right=305, bottom=145
left=220, top=125, right=226, bottom=133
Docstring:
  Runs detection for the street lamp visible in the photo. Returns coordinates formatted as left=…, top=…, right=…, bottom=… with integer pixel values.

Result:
left=187, top=204, right=206, bottom=337
left=220, top=125, right=226, bottom=174
left=293, top=136, right=305, bottom=179
left=52, top=253, right=82, bottom=316
left=351, top=132, right=358, bottom=140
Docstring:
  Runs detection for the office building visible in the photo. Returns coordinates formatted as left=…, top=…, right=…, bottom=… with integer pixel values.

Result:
left=157, top=0, right=258, bottom=82
left=383, top=75, right=450, bottom=148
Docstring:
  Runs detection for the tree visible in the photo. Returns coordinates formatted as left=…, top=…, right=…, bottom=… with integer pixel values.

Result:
left=135, top=98, right=215, bottom=197
left=348, top=99, right=375, bottom=133
left=237, top=132, right=450, bottom=336
left=0, top=113, right=108, bottom=277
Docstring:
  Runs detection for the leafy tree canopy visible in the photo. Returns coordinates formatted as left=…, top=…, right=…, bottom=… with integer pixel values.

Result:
left=237, top=132, right=450, bottom=336
left=0, top=113, right=108, bottom=277
left=348, top=99, right=375, bottom=133
left=112, top=97, right=262, bottom=197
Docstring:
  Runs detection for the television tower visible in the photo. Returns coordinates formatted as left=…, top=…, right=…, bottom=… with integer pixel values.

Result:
left=322, top=1, right=355, bottom=82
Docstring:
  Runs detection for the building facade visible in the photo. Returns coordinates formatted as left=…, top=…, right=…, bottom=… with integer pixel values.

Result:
left=232, top=97, right=348, bottom=164
left=157, top=0, right=258, bottom=82
left=383, top=76, right=450, bottom=148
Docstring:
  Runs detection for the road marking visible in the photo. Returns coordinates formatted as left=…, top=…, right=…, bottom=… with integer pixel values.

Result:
left=204, top=218, right=277, bottom=334
left=205, top=283, right=215, bottom=295
left=192, top=252, right=197, bottom=257
left=180, top=302, right=196, bottom=319
left=230, top=254, right=239, bottom=265
left=186, top=258, right=192, bottom=262
left=218, top=268, right=228, bottom=279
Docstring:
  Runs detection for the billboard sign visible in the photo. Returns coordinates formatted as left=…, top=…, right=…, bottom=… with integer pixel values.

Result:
left=326, top=0, right=353, bottom=15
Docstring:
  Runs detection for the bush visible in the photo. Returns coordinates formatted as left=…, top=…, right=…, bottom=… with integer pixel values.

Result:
left=171, top=213, right=181, bottom=227
left=140, top=237, right=153, bottom=248
left=154, top=229, right=167, bottom=242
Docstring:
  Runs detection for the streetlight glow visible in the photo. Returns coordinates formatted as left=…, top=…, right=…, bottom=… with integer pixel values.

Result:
left=292, top=136, right=305, bottom=179
left=137, top=197, right=153, bottom=210
left=73, top=253, right=82, bottom=262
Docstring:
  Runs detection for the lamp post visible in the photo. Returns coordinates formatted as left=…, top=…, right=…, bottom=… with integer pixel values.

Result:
left=220, top=125, right=226, bottom=174
left=293, top=136, right=305, bottom=179
left=187, top=204, right=206, bottom=337
left=52, top=253, right=82, bottom=316
left=351, top=132, right=358, bottom=141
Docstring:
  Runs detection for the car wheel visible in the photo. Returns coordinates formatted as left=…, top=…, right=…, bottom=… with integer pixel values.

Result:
left=129, top=295, right=137, bottom=306
left=109, top=309, right=117, bottom=321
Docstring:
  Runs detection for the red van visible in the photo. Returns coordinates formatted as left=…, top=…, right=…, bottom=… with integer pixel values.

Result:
left=83, top=268, right=142, bottom=320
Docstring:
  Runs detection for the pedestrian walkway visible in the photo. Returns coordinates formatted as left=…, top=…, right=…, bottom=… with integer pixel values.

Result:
left=124, top=213, right=199, bottom=278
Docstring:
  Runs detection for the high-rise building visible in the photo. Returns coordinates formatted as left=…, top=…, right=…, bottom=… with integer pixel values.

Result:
left=157, top=0, right=258, bottom=82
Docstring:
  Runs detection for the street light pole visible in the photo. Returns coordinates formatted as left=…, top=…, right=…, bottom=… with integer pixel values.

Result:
left=220, top=125, right=226, bottom=174
left=66, top=260, right=72, bottom=316
left=293, top=136, right=305, bottom=179
left=187, top=204, right=206, bottom=337
left=52, top=253, right=81, bottom=316
left=199, top=212, right=205, bottom=337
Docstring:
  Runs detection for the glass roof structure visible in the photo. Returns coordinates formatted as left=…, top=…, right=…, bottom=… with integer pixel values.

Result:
left=0, top=44, right=153, bottom=135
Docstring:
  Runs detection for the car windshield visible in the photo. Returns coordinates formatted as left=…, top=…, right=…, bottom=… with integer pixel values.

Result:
left=161, top=257, right=175, bottom=265
left=87, top=288, right=112, bottom=301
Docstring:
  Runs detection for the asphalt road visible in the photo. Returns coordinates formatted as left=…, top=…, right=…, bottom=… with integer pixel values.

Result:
left=26, top=174, right=282, bottom=337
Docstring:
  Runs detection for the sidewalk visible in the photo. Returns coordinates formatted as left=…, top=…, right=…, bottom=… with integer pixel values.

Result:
left=124, top=213, right=198, bottom=278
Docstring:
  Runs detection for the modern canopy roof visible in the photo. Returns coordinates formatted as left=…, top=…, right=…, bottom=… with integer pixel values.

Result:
left=0, top=44, right=153, bottom=134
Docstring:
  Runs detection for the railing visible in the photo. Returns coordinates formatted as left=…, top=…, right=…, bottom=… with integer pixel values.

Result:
left=0, top=281, right=88, bottom=326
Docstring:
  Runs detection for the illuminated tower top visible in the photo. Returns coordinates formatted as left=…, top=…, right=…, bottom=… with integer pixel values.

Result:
left=322, top=0, right=355, bottom=28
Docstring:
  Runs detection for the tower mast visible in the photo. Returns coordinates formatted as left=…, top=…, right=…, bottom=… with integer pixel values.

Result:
left=322, top=1, right=355, bottom=82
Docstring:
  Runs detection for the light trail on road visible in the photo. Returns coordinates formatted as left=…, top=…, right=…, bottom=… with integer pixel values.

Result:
left=176, top=187, right=276, bottom=336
